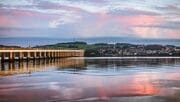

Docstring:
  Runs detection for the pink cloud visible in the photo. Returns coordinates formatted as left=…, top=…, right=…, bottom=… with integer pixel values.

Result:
left=167, top=30, right=180, bottom=38
left=80, top=12, right=164, bottom=37
left=0, top=9, right=59, bottom=28
left=0, top=16, right=17, bottom=27
left=116, top=15, right=162, bottom=26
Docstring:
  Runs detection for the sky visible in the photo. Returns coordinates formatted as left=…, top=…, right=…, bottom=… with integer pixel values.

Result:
left=0, top=0, right=180, bottom=39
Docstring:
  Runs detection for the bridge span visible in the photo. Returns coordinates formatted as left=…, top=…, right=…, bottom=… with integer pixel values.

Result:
left=0, top=48, right=84, bottom=61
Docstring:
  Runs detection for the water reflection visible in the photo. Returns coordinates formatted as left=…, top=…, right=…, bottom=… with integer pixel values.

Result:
left=0, top=58, right=85, bottom=76
left=86, top=57, right=180, bottom=67
left=0, top=57, right=180, bottom=102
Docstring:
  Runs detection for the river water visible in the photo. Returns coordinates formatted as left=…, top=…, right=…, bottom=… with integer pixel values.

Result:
left=0, top=57, right=180, bottom=102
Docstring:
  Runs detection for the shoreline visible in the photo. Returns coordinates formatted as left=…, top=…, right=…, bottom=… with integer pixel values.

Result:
left=71, top=56, right=180, bottom=59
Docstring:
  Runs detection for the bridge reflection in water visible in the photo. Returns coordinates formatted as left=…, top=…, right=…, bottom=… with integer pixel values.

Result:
left=0, top=58, right=85, bottom=76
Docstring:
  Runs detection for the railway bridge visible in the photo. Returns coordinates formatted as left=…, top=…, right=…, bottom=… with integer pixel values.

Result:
left=0, top=48, right=84, bottom=62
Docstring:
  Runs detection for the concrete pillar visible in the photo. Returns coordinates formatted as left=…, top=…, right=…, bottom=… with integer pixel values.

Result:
left=54, top=51, right=57, bottom=58
left=76, top=52, right=79, bottom=56
left=58, top=52, right=60, bottom=58
left=46, top=51, right=50, bottom=58
left=56, top=52, right=58, bottom=58
left=33, top=52, right=37, bottom=59
left=48, top=52, right=51, bottom=58
left=72, top=51, right=74, bottom=57
left=67, top=52, right=69, bottom=57
left=44, top=52, right=46, bottom=58
left=76, top=51, right=78, bottom=57
left=60, top=52, right=62, bottom=57
left=42, top=52, right=45, bottom=58
left=48, top=52, right=50, bottom=58
left=39, top=52, right=42, bottom=59
left=51, top=51, right=54, bottom=58
left=9, top=52, right=15, bottom=60
left=58, top=51, right=61, bottom=58
left=1, top=52, right=5, bottom=62
left=77, top=52, right=79, bottom=57
left=69, top=52, right=71, bottom=57
left=66, top=52, right=68, bottom=57
left=19, top=52, right=23, bottom=60
left=63, top=52, right=65, bottom=57
left=52, top=51, right=54, bottom=60
left=54, top=52, right=56, bottom=58
left=47, top=52, right=49, bottom=58
left=64, top=52, right=66, bottom=57
left=53, top=51, right=55, bottom=58
left=61, top=52, right=63, bottom=57
left=50, top=52, right=53, bottom=58
left=65, top=52, right=67, bottom=57
left=27, top=52, right=31, bottom=60
left=54, top=51, right=56, bottom=58
left=57, top=51, right=60, bottom=58
left=45, top=52, right=47, bottom=58
left=77, top=51, right=79, bottom=57
left=73, top=51, right=75, bottom=57
left=70, top=52, right=72, bottom=56
left=52, top=51, right=54, bottom=58
left=36, top=52, right=39, bottom=58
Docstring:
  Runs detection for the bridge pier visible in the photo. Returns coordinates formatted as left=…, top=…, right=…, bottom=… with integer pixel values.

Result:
left=39, top=52, right=42, bottom=59
left=56, top=52, right=59, bottom=58
left=27, top=52, right=31, bottom=60
left=33, top=52, right=37, bottom=59
left=9, top=52, right=15, bottom=61
left=58, top=52, right=60, bottom=58
left=1, top=53, right=5, bottom=62
left=43, top=52, right=46, bottom=59
left=19, top=52, right=23, bottom=60
left=46, top=52, right=48, bottom=58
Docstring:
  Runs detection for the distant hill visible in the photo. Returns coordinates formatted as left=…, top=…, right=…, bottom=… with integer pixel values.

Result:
left=0, top=37, right=179, bottom=47
left=0, top=45, right=21, bottom=48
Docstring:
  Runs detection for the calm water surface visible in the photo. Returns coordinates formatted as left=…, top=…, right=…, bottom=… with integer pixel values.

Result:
left=0, top=57, right=180, bottom=102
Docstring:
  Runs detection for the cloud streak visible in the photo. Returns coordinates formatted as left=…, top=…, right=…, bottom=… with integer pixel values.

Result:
left=0, top=0, right=179, bottom=38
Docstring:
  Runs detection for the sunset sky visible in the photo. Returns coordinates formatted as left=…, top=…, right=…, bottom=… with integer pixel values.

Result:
left=0, top=0, right=180, bottom=38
